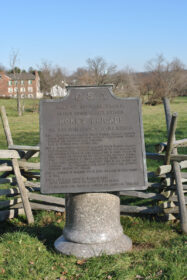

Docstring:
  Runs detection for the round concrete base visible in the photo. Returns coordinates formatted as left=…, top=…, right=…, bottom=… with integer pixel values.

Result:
left=54, top=234, right=132, bottom=258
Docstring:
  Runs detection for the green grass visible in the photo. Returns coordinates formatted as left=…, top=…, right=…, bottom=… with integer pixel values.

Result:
left=0, top=216, right=186, bottom=280
left=0, top=97, right=187, bottom=280
left=0, top=99, right=39, bottom=150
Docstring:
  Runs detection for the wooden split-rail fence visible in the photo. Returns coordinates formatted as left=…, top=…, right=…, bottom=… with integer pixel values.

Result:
left=0, top=99, right=187, bottom=233
left=0, top=106, right=65, bottom=224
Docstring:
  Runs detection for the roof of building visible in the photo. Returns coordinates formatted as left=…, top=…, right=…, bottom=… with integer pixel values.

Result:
left=6, top=72, right=36, bottom=80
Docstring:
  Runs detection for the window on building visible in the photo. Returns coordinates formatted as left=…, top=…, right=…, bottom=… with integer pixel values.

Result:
left=28, top=80, right=32, bottom=85
left=28, top=87, right=33, bottom=92
left=14, top=87, right=18, bottom=92
left=21, top=80, right=24, bottom=85
left=20, top=87, right=26, bottom=92
left=8, top=81, right=12, bottom=86
left=8, top=87, right=13, bottom=93
left=28, top=94, right=33, bottom=98
left=14, top=81, right=18, bottom=85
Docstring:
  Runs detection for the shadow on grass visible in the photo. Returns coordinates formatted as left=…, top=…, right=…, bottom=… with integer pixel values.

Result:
left=24, top=104, right=39, bottom=113
left=0, top=218, right=62, bottom=252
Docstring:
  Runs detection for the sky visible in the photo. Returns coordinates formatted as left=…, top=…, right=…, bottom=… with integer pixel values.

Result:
left=1, top=0, right=187, bottom=73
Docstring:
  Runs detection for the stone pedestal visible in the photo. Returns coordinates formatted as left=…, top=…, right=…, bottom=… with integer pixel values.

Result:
left=54, top=192, right=132, bottom=258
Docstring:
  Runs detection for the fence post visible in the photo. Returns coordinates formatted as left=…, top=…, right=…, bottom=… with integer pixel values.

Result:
left=163, top=98, right=187, bottom=233
left=0, top=106, right=34, bottom=224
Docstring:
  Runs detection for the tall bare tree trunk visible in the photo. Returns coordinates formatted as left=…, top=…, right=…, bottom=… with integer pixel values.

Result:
left=17, top=92, right=22, bottom=116
left=10, top=49, right=23, bottom=116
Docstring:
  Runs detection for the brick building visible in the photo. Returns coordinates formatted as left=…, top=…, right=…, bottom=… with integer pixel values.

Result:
left=0, top=71, right=42, bottom=98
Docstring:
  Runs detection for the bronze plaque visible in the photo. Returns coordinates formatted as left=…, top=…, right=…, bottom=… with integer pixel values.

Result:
left=40, top=86, right=147, bottom=193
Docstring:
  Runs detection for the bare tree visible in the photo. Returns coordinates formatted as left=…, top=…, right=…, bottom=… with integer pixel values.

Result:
left=112, top=67, right=140, bottom=97
left=38, top=61, right=53, bottom=94
left=69, top=67, right=94, bottom=85
left=140, top=54, right=186, bottom=104
left=167, top=58, right=187, bottom=96
left=39, top=61, right=67, bottom=96
left=52, top=66, right=67, bottom=86
left=9, top=49, right=22, bottom=116
left=86, top=56, right=117, bottom=85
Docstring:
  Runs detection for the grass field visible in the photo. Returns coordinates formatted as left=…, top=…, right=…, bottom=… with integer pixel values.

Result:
left=0, top=97, right=187, bottom=280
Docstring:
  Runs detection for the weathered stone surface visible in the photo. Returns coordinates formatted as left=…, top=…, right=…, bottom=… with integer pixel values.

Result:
left=54, top=234, right=132, bottom=259
left=40, top=86, right=147, bottom=194
left=54, top=192, right=132, bottom=258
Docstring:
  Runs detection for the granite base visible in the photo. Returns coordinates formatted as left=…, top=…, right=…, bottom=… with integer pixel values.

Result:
left=54, top=192, right=132, bottom=258
left=54, top=234, right=132, bottom=258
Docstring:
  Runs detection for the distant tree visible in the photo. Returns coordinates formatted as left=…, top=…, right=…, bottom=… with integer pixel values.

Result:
left=112, top=67, right=140, bottom=97
left=69, top=67, right=93, bottom=85
left=28, top=67, right=36, bottom=75
left=167, top=58, right=187, bottom=96
left=52, top=66, right=67, bottom=86
left=38, top=61, right=53, bottom=93
left=8, top=66, right=21, bottom=74
left=140, top=54, right=186, bottom=104
left=38, top=61, right=67, bottom=95
left=86, top=56, right=117, bottom=85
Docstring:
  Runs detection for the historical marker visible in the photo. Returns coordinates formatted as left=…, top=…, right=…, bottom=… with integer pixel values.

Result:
left=40, top=86, right=147, bottom=193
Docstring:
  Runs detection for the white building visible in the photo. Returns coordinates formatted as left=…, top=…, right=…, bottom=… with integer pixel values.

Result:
left=50, top=84, right=67, bottom=98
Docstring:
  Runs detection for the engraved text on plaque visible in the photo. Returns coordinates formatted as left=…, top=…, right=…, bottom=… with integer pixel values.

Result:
left=40, top=86, right=147, bottom=193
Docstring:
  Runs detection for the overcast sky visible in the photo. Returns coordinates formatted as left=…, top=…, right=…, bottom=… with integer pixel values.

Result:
left=1, top=0, right=187, bottom=73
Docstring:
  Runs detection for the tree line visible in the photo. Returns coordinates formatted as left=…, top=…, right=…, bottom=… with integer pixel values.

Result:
left=1, top=54, right=187, bottom=105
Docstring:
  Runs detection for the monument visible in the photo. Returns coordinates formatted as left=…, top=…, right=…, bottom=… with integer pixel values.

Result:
left=40, top=86, right=147, bottom=258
